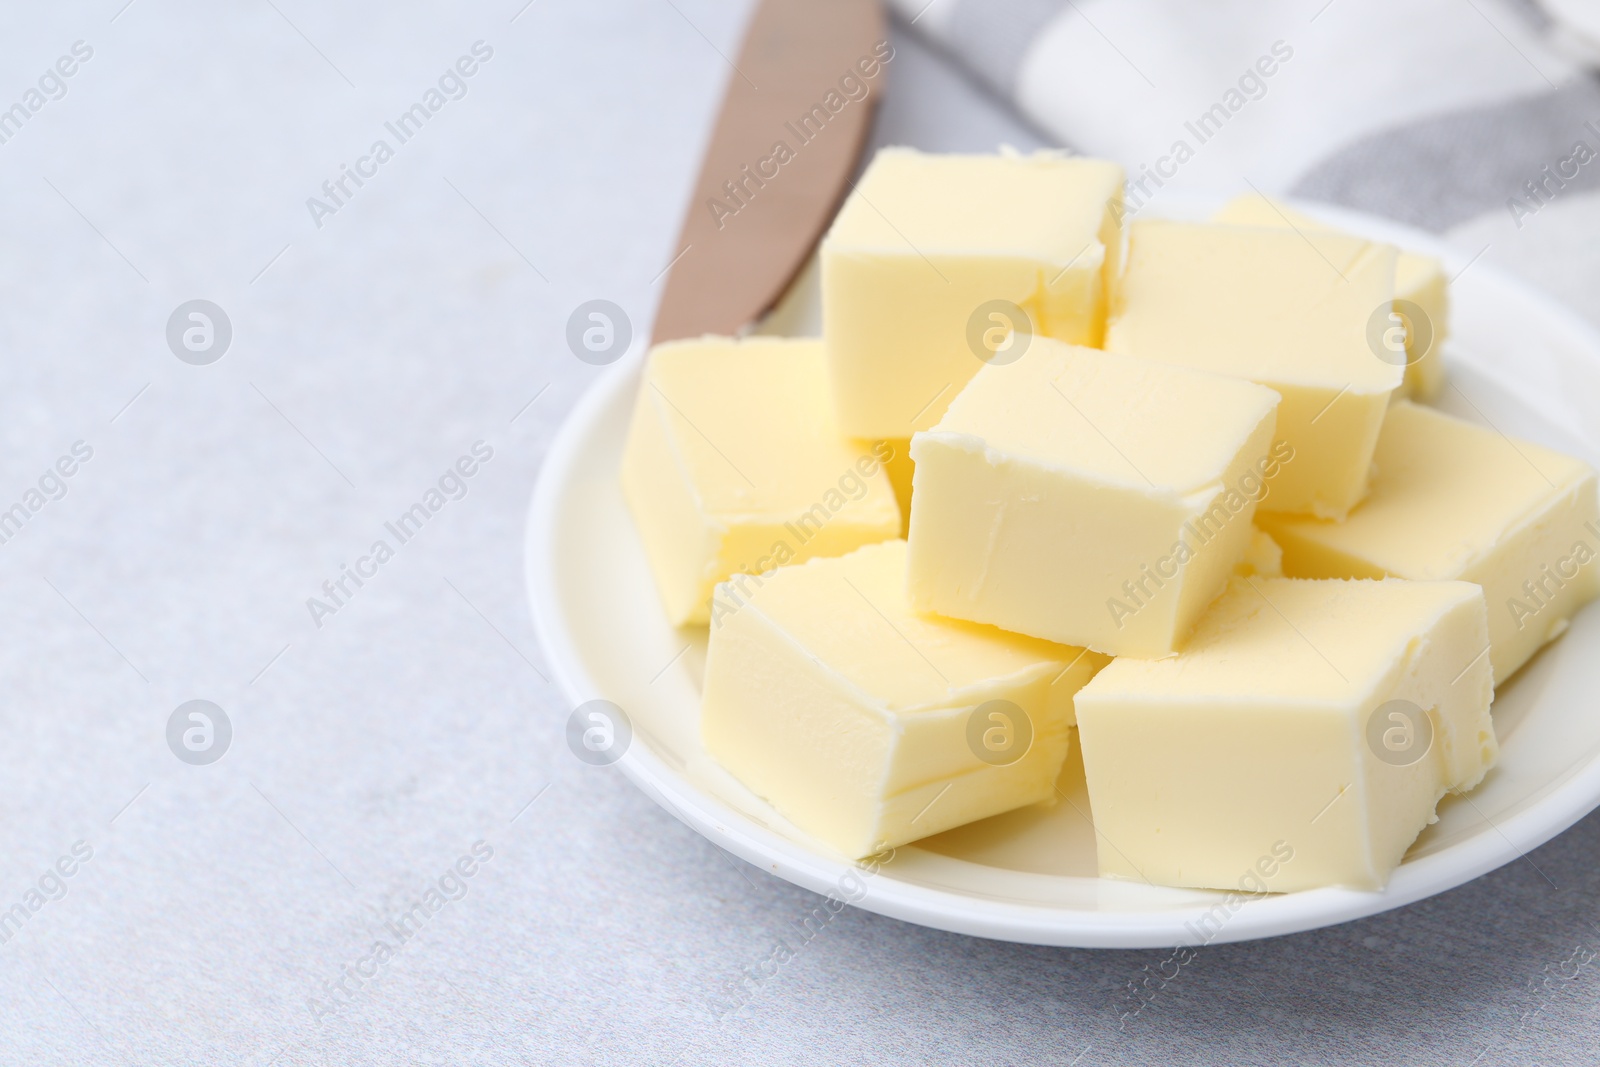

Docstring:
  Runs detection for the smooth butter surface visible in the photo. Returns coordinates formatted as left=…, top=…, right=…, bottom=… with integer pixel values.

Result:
left=822, top=147, right=1123, bottom=439
left=1260, top=400, right=1600, bottom=683
left=1106, top=219, right=1401, bottom=519
left=620, top=336, right=900, bottom=626
left=1213, top=193, right=1447, bottom=399
left=907, top=339, right=1280, bottom=657
left=1076, top=577, right=1496, bottom=893
left=702, top=541, right=1106, bottom=859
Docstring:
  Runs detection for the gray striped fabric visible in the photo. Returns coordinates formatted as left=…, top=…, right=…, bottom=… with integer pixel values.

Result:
left=891, top=0, right=1600, bottom=253
left=1294, top=76, right=1600, bottom=232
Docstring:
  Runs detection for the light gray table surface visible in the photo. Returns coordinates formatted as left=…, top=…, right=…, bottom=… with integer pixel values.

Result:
left=2, top=3, right=1598, bottom=1064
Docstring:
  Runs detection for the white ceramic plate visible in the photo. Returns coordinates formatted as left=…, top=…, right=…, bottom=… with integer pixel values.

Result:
left=526, top=197, right=1600, bottom=947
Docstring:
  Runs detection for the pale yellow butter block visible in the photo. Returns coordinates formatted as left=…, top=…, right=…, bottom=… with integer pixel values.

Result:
left=1105, top=220, right=1401, bottom=520
left=1394, top=259, right=1449, bottom=398
left=906, top=338, right=1281, bottom=657
left=1236, top=528, right=1285, bottom=578
left=1259, top=401, right=1600, bottom=684
left=620, top=336, right=900, bottom=626
left=1214, top=194, right=1448, bottom=400
left=856, top=438, right=915, bottom=537
left=822, top=147, right=1124, bottom=439
left=703, top=541, right=1107, bottom=858
left=1076, top=577, right=1497, bottom=893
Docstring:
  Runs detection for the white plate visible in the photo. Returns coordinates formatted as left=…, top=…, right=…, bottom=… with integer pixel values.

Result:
left=526, top=197, right=1600, bottom=947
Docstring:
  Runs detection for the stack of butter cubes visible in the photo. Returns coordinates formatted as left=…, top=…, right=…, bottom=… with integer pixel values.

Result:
left=620, top=147, right=1600, bottom=894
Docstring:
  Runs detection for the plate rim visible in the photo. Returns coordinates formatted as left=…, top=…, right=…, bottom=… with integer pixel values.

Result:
left=525, top=197, right=1600, bottom=948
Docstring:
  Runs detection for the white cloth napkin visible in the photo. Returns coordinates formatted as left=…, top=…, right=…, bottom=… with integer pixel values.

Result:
left=890, top=0, right=1600, bottom=324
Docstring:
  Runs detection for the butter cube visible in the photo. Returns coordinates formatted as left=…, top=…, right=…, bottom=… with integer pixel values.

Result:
left=856, top=437, right=915, bottom=537
left=621, top=336, right=900, bottom=626
left=1214, top=194, right=1448, bottom=400
left=822, top=148, right=1124, bottom=439
left=1076, top=577, right=1497, bottom=893
left=1105, top=220, right=1402, bottom=519
left=1259, top=401, right=1600, bottom=684
left=906, top=338, right=1281, bottom=657
left=1236, top=527, right=1285, bottom=579
left=703, top=541, right=1106, bottom=858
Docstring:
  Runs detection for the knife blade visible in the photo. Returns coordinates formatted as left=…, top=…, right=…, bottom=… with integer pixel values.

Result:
left=651, top=0, right=886, bottom=344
